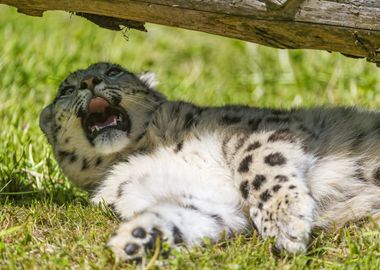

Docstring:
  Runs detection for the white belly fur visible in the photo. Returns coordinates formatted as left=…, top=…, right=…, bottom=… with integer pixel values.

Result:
left=92, top=132, right=247, bottom=233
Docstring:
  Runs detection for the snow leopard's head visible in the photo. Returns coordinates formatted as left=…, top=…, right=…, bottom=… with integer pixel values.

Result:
left=40, top=62, right=165, bottom=188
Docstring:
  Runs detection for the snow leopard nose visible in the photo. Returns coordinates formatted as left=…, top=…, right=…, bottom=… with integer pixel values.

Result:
left=80, top=76, right=102, bottom=91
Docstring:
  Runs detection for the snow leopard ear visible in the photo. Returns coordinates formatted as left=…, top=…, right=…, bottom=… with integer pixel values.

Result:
left=137, top=71, right=158, bottom=89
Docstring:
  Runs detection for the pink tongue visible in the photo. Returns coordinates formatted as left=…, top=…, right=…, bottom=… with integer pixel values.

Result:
left=98, top=115, right=117, bottom=128
left=88, top=97, right=109, bottom=113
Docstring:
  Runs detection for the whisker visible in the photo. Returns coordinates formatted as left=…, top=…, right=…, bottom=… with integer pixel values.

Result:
left=126, top=97, right=156, bottom=111
left=106, top=86, right=122, bottom=91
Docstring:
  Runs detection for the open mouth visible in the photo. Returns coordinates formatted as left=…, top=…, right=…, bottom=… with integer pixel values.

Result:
left=81, top=97, right=130, bottom=140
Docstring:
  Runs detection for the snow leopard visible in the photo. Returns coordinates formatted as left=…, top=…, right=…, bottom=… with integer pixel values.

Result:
left=40, top=62, right=380, bottom=262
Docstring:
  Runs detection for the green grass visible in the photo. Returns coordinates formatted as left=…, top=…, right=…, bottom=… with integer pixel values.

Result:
left=1, top=5, right=380, bottom=269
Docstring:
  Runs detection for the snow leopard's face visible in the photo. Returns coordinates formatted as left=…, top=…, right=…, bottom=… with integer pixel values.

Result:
left=40, top=62, right=165, bottom=187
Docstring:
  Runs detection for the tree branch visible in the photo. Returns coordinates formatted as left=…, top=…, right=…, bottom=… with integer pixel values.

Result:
left=1, top=0, right=380, bottom=65
left=264, top=0, right=304, bottom=11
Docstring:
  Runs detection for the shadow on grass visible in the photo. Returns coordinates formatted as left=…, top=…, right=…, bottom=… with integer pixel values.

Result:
left=0, top=175, right=89, bottom=206
left=0, top=146, right=89, bottom=205
left=0, top=190, right=89, bottom=207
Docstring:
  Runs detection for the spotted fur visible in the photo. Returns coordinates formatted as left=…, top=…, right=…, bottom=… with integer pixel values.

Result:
left=40, top=62, right=380, bottom=261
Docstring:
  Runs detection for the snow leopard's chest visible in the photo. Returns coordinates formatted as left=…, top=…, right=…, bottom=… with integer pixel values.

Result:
left=92, top=133, right=248, bottom=233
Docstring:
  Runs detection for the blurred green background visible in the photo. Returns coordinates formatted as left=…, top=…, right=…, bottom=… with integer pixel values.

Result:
left=1, top=5, right=380, bottom=269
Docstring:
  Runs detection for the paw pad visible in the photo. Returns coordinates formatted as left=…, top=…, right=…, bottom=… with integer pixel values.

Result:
left=124, top=243, right=140, bottom=256
left=132, top=227, right=147, bottom=238
left=108, top=217, right=169, bottom=261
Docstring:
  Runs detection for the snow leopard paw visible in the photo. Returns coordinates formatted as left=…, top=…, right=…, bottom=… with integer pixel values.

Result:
left=250, top=188, right=314, bottom=253
left=107, top=212, right=178, bottom=262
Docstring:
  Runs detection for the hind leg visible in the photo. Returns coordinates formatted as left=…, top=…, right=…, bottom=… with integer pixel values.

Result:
left=224, top=129, right=316, bottom=252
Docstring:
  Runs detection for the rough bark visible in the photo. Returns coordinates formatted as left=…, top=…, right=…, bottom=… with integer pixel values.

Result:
left=1, top=0, right=380, bottom=65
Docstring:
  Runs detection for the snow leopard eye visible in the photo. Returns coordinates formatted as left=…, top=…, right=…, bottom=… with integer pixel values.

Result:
left=105, top=67, right=123, bottom=77
left=60, top=86, right=75, bottom=97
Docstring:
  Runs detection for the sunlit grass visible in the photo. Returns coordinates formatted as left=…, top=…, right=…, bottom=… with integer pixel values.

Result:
left=1, top=5, right=380, bottom=269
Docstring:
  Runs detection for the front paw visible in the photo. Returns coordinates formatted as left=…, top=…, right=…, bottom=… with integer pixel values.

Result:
left=107, top=213, right=172, bottom=262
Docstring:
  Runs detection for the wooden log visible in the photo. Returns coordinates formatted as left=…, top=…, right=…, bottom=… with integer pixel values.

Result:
left=1, top=0, right=380, bottom=65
